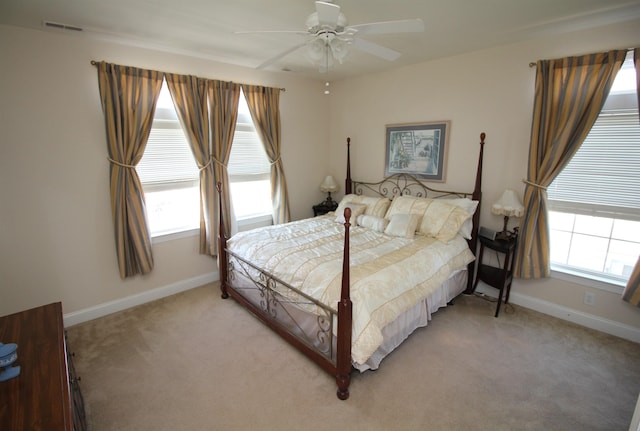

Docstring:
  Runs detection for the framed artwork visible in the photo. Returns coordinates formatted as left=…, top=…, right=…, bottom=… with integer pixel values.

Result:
left=384, top=121, right=450, bottom=181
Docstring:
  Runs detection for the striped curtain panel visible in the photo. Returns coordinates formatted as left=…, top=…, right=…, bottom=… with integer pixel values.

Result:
left=514, top=50, right=627, bottom=279
left=208, top=80, right=240, bottom=246
left=96, top=62, right=163, bottom=278
left=621, top=47, right=640, bottom=307
left=164, top=73, right=217, bottom=256
left=242, top=85, right=291, bottom=224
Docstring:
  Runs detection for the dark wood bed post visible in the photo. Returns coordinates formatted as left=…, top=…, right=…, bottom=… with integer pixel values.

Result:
left=345, top=137, right=352, bottom=195
left=465, top=133, right=485, bottom=294
left=217, top=182, right=229, bottom=299
left=336, top=207, right=353, bottom=400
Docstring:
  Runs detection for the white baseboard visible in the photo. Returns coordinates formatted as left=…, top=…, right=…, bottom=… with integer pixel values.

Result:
left=65, top=272, right=639, bottom=344
left=475, top=285, right=640, bottom=343
left=63, top=271, right=219, bottom=327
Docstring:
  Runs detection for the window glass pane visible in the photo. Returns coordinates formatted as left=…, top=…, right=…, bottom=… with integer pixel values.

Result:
left=573, top=215, right=612, bottom=237
left=612, top=219, right=640, bottom=242
left=566, top=233, right=608, bottom=272
left=549, top=229, right=571, bottom=265
left=145, top=187, right=199, bottom=236
left=606, top=239, right=640, bottom=278
left=230, top=180, right=272, bottom=219
left=549, top=211, right=575, bottom=231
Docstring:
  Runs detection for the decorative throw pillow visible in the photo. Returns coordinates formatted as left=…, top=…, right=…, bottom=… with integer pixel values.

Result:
left=384, top=195, right=432, bottom=220
left=448, top=198, right=479, bottom=240
left=384, top=213, right=420, bottom=239
left=338, top=194, right=391, bottom=218
left=357, top=214, right=389, bottom=233
left=335, top=202, right=367, bottom=225
left=418, top=201, right=472, bottom=242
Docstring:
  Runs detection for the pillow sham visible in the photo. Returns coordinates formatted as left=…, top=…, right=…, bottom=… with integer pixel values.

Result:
left=384, top=195, right=473, bottom=242
left=384, top=213, right=419, bottom=239
left=338, top=194, right=391, bottom=218
left=448, top=198, right=479, bottom=240
left=335, top=202, right=367, bottom=225
left=357, top=214, right=389, bottom=233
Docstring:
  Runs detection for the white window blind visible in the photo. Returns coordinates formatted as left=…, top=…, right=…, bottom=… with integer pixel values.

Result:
left=136, top=107, right=199, bottom=189
left=547, top=108, right=640, bottom=221
left=228, top=93, right=271, bottom=182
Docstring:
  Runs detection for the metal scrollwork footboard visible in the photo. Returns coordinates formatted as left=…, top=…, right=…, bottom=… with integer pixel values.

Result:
left=227, top=251, right=338, bottom=365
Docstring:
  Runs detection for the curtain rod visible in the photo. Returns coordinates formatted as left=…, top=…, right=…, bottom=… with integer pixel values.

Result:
left=90, top=60, right=286, bottom=92
left=529, top=47, right=634, bottom=68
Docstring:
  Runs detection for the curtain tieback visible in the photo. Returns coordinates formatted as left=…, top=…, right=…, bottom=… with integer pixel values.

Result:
left=108, top=157, right=136, bottom=169
left=270, top=155, right=281, bottom=165
left=199, top=158, right=212, bottom=172
left=201, top=156, right=227, bottom=171
left=523, top=179, right=547, bottom=190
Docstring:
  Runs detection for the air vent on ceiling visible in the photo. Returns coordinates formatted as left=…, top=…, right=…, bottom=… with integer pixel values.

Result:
left=42, top=21, right=83, bottom=32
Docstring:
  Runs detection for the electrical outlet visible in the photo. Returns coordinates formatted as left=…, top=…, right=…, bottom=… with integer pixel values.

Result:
left=584, top=292, right=596, bottom=306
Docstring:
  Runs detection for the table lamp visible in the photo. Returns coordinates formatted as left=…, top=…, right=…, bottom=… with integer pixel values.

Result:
left=320, top=175, right=339, bottom=205
left=491, top=189, right=524, bottom=241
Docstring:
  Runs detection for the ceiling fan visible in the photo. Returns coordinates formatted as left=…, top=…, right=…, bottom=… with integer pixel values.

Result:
left=237, top=0, right=425, bottom=71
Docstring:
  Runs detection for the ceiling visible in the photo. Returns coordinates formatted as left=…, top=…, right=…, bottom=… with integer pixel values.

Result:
left=2, top=0, right=640, bottom=81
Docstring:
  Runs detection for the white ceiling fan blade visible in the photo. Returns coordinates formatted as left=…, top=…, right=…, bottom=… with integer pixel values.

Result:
left=352, top=38, right=401, bottom=61
left=349, top=18, right=425, bottom=35
left=235, top=30, right=309, bottom=35
left=315, top=1, right=341, bottom=26
left=256, top=42, right=308, bottom=69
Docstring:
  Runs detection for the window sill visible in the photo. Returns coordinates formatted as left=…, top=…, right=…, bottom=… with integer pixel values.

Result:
left=550, top=265, right=625, bottom=294
left=237, top=213, right=272, bottom=231
left=151, top=227, right=199, bottom=244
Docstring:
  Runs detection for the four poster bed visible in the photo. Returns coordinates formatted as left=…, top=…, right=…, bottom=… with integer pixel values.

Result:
left=217, top=133, right=486, bottom=400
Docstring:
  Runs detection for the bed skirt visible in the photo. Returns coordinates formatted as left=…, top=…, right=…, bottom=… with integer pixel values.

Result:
left=225, top=253, right=467, bottom=372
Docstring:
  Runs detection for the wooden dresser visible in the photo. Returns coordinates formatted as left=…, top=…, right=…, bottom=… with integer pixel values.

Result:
left=0, top=302, right=87, bottom=431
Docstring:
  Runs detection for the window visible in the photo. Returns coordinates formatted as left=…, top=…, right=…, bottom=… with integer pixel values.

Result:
left=548, top=53, right=639, bottom=288
left=228, top=90, right=273, bottom=226
left=137, top=81, right=200, bottom=238
left=137, top=83, right=272, bottom=238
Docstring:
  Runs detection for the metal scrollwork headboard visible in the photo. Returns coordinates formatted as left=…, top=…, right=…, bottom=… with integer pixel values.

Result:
left=352, top=173, right=474, bottom=201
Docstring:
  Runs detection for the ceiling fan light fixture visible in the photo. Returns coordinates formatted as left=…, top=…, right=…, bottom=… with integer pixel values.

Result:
left=330, top=39, right=350, bottom=63
left=305, top=37, right=326, bottom=63
left=305, top=11, right=348, bottom=33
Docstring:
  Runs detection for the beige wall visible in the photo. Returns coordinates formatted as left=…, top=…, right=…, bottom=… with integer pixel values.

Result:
left=0, top=25, right=329, bottom=316
left=326, top=18, right=640, bottom=330
left=1, top=19, right=639, bottom=334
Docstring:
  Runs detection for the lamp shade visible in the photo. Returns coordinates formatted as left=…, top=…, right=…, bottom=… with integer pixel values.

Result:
left=320, top=175, right=339, bottom=193
left=491, top=189, right=524, bottom=217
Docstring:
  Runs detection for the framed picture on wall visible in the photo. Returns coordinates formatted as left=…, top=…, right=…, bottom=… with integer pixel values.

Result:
left=384, top=121, right=450, bottom=181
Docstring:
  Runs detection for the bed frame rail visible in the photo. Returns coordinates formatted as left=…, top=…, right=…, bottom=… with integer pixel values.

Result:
left=217, top=133, right=485, bottom=400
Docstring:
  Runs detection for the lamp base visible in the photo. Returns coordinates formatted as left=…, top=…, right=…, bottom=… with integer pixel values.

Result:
left=322, top=193, right=335, bottom=206
left=495, top=230, right=512, bottom=241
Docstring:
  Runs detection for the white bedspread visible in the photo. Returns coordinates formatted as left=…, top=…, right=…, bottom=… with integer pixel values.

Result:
left=226, top=214, right=475, bottom=365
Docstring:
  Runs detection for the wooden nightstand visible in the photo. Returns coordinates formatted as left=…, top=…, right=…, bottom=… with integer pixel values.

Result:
left=313, top=199, right=338, bottom=216
left=473, top=234, right=517, bottom=317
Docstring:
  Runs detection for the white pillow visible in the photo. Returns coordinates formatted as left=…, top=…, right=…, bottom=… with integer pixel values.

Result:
left=335, top=202, right=367, bottom=225
left=357, top=215, right=389, bottom=233
left=384, top=213, right=420, bottom=239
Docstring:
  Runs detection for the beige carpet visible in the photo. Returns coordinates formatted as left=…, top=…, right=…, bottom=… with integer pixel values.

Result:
left=66, top=283, right=640, bottom=431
